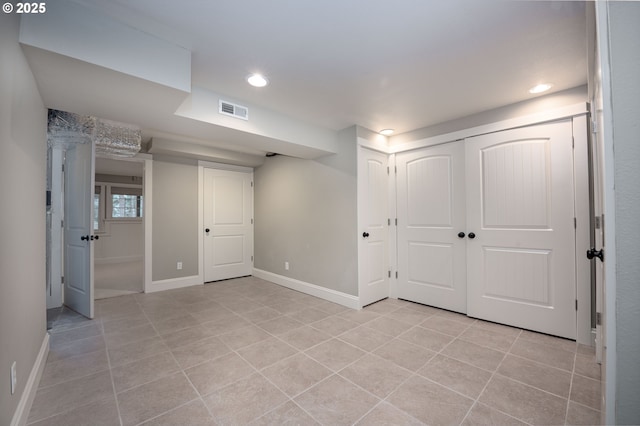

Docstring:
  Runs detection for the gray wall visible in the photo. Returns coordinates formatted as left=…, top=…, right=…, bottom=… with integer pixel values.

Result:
left=0, top=13, right=47, bottom=425
left=608, top=2, right=640, bottom=423
left=152, top=159, right=199, bottom=280
left=254, top=126, right=358, bottom=295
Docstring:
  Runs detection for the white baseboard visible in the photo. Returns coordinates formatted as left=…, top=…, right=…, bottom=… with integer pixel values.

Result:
left=95, top=255, right=143, bottom=265
left=147, top=275, right=203, bottom=293
left=253, top=269, right=360, bottom=310
left=11, top=333, right=49, bottom=426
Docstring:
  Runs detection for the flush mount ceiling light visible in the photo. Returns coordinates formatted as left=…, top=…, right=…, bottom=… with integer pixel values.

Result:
left=529, top=83, right=553, bottom=94
left=247, top=73, right=269, bottom=87
left=379, top=129, right=395, bottom=136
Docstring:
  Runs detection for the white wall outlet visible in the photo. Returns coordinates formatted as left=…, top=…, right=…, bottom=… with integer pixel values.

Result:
left=285, top=261, right=289, bottom=271
left=177, top=262, right=183, bottom=270
left=10, top=361, right=16, bottom=395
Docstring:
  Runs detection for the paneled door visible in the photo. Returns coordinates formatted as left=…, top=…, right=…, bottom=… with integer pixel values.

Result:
left=358, top=147, right=390, bottom=307
left=396, top=141, right=467, bottom=313
left=203, top=168, right=253, bottom=282
left=466, top=120, right=576, bottom=339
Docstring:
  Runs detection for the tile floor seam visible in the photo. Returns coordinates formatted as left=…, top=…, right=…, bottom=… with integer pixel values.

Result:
left=565, top=351, right=579, bottom=424
left=36, top=348, right=111, bottom=390
left=102, top=327, right=125, bottom=426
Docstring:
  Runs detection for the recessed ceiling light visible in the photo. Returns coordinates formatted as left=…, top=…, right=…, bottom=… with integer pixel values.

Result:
left=529, top=83, right=553, bottom=94
left=247, top=74, right=269, bottom=88
left=379, top=129, right=394, bottom=136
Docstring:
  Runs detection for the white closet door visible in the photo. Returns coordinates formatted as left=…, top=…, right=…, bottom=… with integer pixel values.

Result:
left=203, top=168, right=253, bottom=282
left=397, top=141, right=467, bottom=313
left=358, top=147, right=390, bottom=307
left=466, top=120, right=576, bottom=339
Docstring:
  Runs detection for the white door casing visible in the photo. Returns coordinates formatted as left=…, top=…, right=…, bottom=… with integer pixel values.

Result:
left=63, top=140, right=95, bottom=318
left=358, top=147, right=390, bottom=307
left=396, top=140, right=467, bottom=313
left=203, top=167, right=253, bottom=282
left=466, top=120, right=576, bottom=339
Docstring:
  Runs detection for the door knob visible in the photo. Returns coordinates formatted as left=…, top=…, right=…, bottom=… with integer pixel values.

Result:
left=81, top=235, right=89, bottom=241
left=205, top=228, right=210, bottom=233
left=586, top=248, right=604, bottom=262
left=362, top=232, right=370, bottom=238
left=457, top=232, right=466, bottom=238
left=90, top=235, right=99, bottom=241
left=468, top=232, right=476, bottom=239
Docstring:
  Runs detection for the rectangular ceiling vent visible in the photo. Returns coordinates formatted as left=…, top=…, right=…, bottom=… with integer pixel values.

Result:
left=219, top=100, right=249, bottom=120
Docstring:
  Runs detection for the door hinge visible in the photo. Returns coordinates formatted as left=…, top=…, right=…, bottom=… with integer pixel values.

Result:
left=387, top=166, right=390, bottom=175
left=595, top=216, right=601, bottom=229
left=591, top=119, right=598, bottom=134
left=251, top=218, right=254, bottom=224
left=575, top=299, right=578, bottom=311
left=596, top=312, right=602, bottom=326
left=395, top=218, right=398, bottom=226
left=251, top=181, right=254, bottom=187
left=61, top=219, right=64, bottom=228
left=574, top=218, right=577, bottom=229
left=395, top=271, right=398, bottom=279
left=61, top=164, right=64, bottom=172
left=388, top=270, right=391, bottom=278
left=388, top=218, right=391, bottom=226
left=395, top=166, right=397, bottom=174
left=61, top=276, right=64, bottom=284
left=251, top=255, right=254, bottom=262
left=572, top=136, right=575, bottom=148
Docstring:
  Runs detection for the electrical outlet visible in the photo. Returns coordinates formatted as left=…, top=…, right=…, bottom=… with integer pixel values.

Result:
left=285, top=261, right=289, bottom=271
left=177, top=262, right=183, bottom=270
left=10, top=361, right=16, bottom=395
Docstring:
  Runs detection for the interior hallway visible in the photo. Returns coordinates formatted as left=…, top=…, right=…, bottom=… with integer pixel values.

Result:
left=32, top=277, right=601, bottom=425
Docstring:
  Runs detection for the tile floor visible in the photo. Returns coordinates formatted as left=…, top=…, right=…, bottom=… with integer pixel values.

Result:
left=31, top=276, right=602, bottom=425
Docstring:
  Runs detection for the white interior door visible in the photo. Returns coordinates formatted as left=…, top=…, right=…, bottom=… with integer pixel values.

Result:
left=396, top=141, right=467, bottom=313
left=592, top=120, right=606, bottom=363
left=358, top=147, right=389, bottom=307
left=63, top=140, right=95, bottom=318
left=203, top=168, right=253, bottom=282
left=466, top=120, right=576, bottom=339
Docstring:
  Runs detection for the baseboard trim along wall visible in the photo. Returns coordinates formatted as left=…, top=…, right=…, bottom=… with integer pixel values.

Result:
left=148, top=275, right=202, bottom=293
left=11, top=333, right=49, bottom=426
left=253, top=269, right=360, bottom=310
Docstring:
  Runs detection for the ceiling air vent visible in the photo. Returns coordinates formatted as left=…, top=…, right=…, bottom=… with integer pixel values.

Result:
left=219, top=100, right=249, bottom=120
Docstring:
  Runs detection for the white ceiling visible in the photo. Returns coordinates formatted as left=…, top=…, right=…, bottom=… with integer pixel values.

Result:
left=28, top=0, right=588, bottom=159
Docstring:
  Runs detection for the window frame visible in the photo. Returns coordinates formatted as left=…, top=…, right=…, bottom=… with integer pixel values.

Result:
left=94, top=181, right=143, bottom=234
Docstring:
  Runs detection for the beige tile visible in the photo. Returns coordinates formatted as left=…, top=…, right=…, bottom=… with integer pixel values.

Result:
left=295, top=375, right=379, bottom=426
left=472, top=319, right=522, bottom=337
left=182, top=299, right=224, bottom=314
left=442, top=339, right=505, bottom=371
left=262, top=353, right=333, bottom=397
left=204, top=373, right=288, bottom=424
left=387, top=375, right=473, bottom=425
left=398, top=326, right=454, bottom=352
left=223, top=298, right=266, bottom=314
left=218, top=325, right=270, bottom=350
left=336, top=309, right=381, bottom=325
left=364, top=317, right=414, bottom=337
left=28, top=371, right=114, bottom=423
left=46, top=335, right=106, bottom=363
left=384, top=306, right=435, bottom=325
left=434, top=309, right=476, bottom=324
left=401, top=302, right=442, bottom=316
left=49, top=323, right=103, bottom=346
left=571, top=374, right=601, bottom=410
left=268, top=300, right=307, bottom=315
left=144, top=305, right=188, bottom=324
left=313, top=300, right=351, bottom=315
left=419, top=315, right=470, bottom=337
left=519, top=329, right=577, bottom=353
left=153, top=314, right=201, bottom=336
left=354, top=402, right=423, bottom=426
left=140, top=399, right=217, bottom=426
left=237, top=337, right=298, bottom=370
left=241, top=307, right=283, bottom=323
left=257, top=316, right=304, bottom=335
left=117, top=372, right=198, bottom=426
left=419, top=354, right=492, bottom=399
left=250, top=400, right=320, bottom=425
left=108, top=336, right=170, bottom=367
left=339, top=326, right=394, bottom=352
left=461, top=402, right=527, bottom=426
left=363, top=300, right=400, bottom=314
left=575, top=353, right=601, bottom=380
left=185, top=352, right=255, bottom=396
left=566, top=401, right=602, bottom=425
left=310, top=315, right=360, bottom=336
left=112, top=352, right=180, bottom=393
left=279, top=325, right=331, bottom=350
left=162, top=325, right=217, bottom=349
left=200, top=313, right=251, bottom=335
left=104, top=323, right=158, bottom=349
left=340, top=354, right=412, bottom=398
left=306, top=338, right=367, bottom=372
left=171, top=336, right=231, bottom=369
left=191, top=306, right=237, bottom=323
left=479, top=375, right=567, bottom=425
left=510, top=336, right=575, bottom=371
left=102, top=314, right=150, bottom=334
left=39, top=349, right=109, bottom=388
left=27, top=395, right=120, bottom=426
left=287, top=307, right=333, bottom=324
left=577, top=343, right=596, bottom=356
left=459, top=326, right=517, bottom=352
left=374, top=338, right=436, bottom=371
left=498, top=354, right=572, bottom=397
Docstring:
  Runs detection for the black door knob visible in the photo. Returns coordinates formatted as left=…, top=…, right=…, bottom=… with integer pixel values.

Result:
left=81, top=235, right=89, bottom=241
left=362, top=232, right=370, bottom=238
left=586, top=248, right=604, bottom=262
left=457, top=232, right=465, bottom=238
left=205, top=228, right=210, bottom=233
left=468, top=232, right=476, bottom=239
left=94, top=235, right=99, bottom=240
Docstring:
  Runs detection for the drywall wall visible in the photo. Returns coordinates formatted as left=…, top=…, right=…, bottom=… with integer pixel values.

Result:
left=254, top=126, right=358, bottom=295
left=152, top=159, right=199, bottom=280
left=608, top=2, right=640, bottom=423
left=0, top=12, right=47, bottom=425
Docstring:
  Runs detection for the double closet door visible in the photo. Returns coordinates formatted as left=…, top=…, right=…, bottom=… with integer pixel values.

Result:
left=396, top=120, right=577, bottom=339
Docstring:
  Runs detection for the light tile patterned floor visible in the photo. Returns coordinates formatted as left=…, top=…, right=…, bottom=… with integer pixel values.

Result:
left=31, top=277, right=602, bottom=425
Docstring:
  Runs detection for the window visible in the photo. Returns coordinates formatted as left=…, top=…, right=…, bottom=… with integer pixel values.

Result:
left=93, top=185, right=103, bottom=232
left=93, top=183, right=143, bottom=233
left=111, top=187, right=143, bottom=218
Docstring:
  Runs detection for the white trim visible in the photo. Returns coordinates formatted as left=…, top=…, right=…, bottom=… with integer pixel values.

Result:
left=253, top=269, right=360, bottom=310
left=356, top=136, right=391, bottom=153
left=390, top=102, right=589, bottom=154
left=148, top=275, right=202, bottom=293
left=388, top=153, right=398, bottom=300
left=197, top=160, right=253, bottom=173
left=197, top=165, right=204, bottom=284
left=143, top=158, right=152, bottom=293
left=95, top=255, right=143, bottom=265
left=11, top=333, right=49, bottom=426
